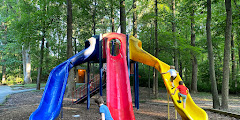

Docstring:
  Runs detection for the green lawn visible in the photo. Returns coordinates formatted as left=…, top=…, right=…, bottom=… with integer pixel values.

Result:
left=10, top=83, right=46, bottom=89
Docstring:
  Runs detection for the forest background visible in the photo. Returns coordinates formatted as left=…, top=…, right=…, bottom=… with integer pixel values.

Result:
left=0, top=0, right=239, bottom=111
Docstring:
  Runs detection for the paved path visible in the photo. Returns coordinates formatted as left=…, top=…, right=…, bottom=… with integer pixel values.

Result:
left=0, top=85, right=40, bottom=104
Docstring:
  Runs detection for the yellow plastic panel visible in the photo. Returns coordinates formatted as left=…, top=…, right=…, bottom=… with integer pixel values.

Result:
left=129, top=36, right=208, bottom=120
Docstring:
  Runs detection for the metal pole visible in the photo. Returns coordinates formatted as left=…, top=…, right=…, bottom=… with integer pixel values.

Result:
left=134, top=62, right=137, bottom=108
left=127, top=35, right=130, bottom=78
left=87, top=62, right=90, bottom=109
left=99, top=34, right=103, bottom=96
left=61, top=105, right=63, bottom=119
left=111, top=40, right=114, bottom=55
left=134, top=62, right=139, bottom=110
left=167, top=93, right=170, bottom=120
left=136, top=62, right=139, bottom=110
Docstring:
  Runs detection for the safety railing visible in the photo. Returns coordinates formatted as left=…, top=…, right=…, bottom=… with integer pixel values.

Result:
left=72, top=73, right=106, bottom=103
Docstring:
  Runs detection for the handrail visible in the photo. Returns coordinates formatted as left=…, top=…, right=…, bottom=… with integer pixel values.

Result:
left=72, top=73, right=106, bottom=103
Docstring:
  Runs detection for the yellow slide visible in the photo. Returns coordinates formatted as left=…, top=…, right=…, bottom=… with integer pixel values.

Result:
left=129, top=36, right=208, bottom=120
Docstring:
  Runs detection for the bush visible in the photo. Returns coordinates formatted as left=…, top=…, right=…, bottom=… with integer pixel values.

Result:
left=197, top=81, right=211, bottom=92
left=6, top=75, right=24, bottom=85
left=16, top=77, right=24, bottom=84
left=0, top=73, right=2, bottom=83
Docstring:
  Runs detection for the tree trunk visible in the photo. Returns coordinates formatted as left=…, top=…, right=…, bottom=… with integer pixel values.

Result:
left=190, top=8, right=198, bottom=93
left=1, top=1, right=8, bottom=85
left=133, top=0, right=137, bottom=38
left=22, top=45, right=32, bottom=84
left=179, top=58, right=183, bottom=78
left=101, top=17, right=107, bottom=33
left=92, top=0, right=96, bottom=35
left=149, top=24, right=153, bottom=97
left=37, top=3, right=47, bottom=89
left=154, top=0, right=158, bottom=98
left=46, top=41, right=49, bottom=70
left=152, top=24, right=155, bottom=94
left=1, top=61, right=6, bottom=84
left=66, top=0, right=75, bottom=98
left=26, top=45, right=32, bottom=84
left=148, top=66, right=151, bottom=95
left=37, top=32, right=45, bottom=90
left=111, top=0, right=114, bottom=32
left=172, top=0, right=178, bottom=71
left=153, top=68, right=156, bottom=94
left=238, top=33, right=240, bottom=91
left=206, top=0, right=220, bottom=109
left=1, top=52, right=6, bottom=85
left=238, top=30, right=240, bottom=84
left=222, top=0, right=232, bottom=110
left=231, top=34, right=236, bottom=91
left=57, top=31, right=61, bottom=64
left=22, top=45, right=26, bottom=84
left=120, top=0, right=126, bottom=34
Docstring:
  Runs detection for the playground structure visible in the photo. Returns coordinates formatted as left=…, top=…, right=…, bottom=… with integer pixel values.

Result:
left=29, top=32, right=208, bottom=120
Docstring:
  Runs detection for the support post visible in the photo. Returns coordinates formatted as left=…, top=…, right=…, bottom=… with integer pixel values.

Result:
left=61, top=105, right=63, bottom=119
left=99, top=34, right=103, bottom=96
left=111, top=40, right=114, bottom=55
left=175, top=109, right=177, bottom=119
left=127, top=35, right=130, bottom=78
left=167, top=93, right=170, bottom=120
left=87, top=62, right=90, bottom=109
left=134, top=62, right=139, bottom=110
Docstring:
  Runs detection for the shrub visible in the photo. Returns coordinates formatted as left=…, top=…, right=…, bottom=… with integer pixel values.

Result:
left=6, top=75, right=23, bottom=85
left=16, top=77, right=24, bottom=84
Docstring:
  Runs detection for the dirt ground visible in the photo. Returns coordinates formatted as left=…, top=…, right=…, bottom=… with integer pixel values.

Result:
left=0, top=87, right=239, bottom=120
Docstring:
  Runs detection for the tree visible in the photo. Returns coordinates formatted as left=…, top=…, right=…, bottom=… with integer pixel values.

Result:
left=231, top=33, right=236, bottom=91
left=221, top=0, right=232, bottom=110
left=92, top=0, right=96, bottom=35
left=133, top=0, right=137, bottom=37
left=1, top=0, right=7, bottom=84
left=1, top=24, right=6, bottom=84
left=66, top=0, right=75, bottom=98
left=37, top=1, right=47, bottom=90
left=22, top=44, right=32, bottom=84
left=120, top=0, right=126, bottom=34
left=36, top=30, right=45, bottom=90
left=190, top=3, right=198, bottom=93
left=154, top=0, right=159, bottom=98
left=206, top=0, right=220, bottom=109
left=111, top=0, right=115, bottom=32
left=172, top=0, right=178, bottom=71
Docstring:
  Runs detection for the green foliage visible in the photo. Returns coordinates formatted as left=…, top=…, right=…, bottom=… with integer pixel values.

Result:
left=10, top=83, right=46, bottom=88
left=0, top=0, right=239, bottom=95
left=6, top=76, right=23, bottom=85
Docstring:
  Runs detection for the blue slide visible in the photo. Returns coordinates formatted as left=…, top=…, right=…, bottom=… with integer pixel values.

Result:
left=29, top=36, right=99, bottom=120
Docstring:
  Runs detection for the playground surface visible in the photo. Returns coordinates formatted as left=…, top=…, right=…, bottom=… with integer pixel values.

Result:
left=0, top=85, right=42, bottom=104
left=0, top=87, right=239, bottom=120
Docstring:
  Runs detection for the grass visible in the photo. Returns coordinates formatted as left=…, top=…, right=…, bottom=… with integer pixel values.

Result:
left=139, top=100, right=146, bottom=103
left=31, top=89, right=45, bottom=92
left=9, top=83, right=46, bottom=89
left=0, top=95, right=11, bottom=105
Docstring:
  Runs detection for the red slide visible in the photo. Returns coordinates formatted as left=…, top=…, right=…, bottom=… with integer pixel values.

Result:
left=104, top=33, right=135, bottom=120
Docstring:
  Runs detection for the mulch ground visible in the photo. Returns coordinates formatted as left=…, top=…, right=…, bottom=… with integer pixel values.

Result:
left=0, top=87, right=239, bottom=120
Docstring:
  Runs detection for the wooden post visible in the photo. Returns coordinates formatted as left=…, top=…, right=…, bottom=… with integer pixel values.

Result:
left=167, top=93, right=170, bottom=120
left=175, top=109, right=177, bottom=119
